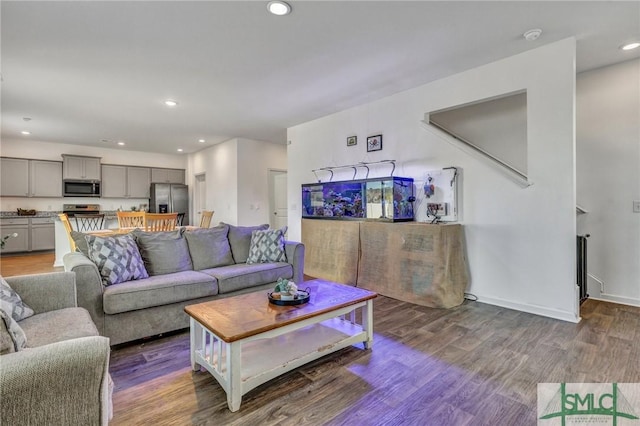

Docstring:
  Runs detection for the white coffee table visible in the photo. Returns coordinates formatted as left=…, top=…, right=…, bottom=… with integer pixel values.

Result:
left=184, top=279, right=377, bottom=412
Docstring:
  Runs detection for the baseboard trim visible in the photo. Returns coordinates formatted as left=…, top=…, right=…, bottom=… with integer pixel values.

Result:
left=477, top=295, right=580, bottom=323
left=591, top=294, right=640, bottom=308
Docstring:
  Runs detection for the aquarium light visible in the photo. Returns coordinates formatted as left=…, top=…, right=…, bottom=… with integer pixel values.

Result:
left=311, top=160, right=397, bottom=182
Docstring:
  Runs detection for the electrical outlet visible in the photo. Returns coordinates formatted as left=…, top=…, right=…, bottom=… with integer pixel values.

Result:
left=427, top=203, right=447, bottom=216
left=634, top=200, right=640, bottom=213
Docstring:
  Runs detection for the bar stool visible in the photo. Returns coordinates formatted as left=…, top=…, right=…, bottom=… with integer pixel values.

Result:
left=74, top=214, right=105, bottom=232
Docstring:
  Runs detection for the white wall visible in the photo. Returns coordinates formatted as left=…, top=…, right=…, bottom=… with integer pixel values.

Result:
left=576, top=59, right=640, bottom=306
left=288, top=39, right=579, bottom=322
left=188, top=138, right=239, bottom=225
left=0, top=138, right=187, bottom=213
left=187, top=138, right=287, bottom=226
left=237, top=138, right=287, bottom=225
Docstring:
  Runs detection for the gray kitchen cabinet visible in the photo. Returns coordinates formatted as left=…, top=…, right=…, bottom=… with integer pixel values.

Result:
left=0, top=218, right=30, bottom=253
left=0, top=158, right=62, bottom=197
left=151, top=168, right=185, bottom=184
left=1, top=158, right=30, bottom=196
left=101, top=165, right=127, bottom=198
left=62, top=155, right=101, bottom=180
left=101, top=165, right=150, bottom=198
left=30, top=217, right=55, bottom=251
left=127, top=167, right=151, bottom=198
left=30, top=160, right=63, bottom=197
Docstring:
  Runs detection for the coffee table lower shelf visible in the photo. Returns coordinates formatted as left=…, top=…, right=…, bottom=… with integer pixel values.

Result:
left=189, top=301, right=373, bottom=412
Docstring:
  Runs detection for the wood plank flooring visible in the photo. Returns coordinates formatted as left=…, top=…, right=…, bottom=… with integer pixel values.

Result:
left=3, top=253, right=639, bottom=425
left=0, top=251, right=62, bottom=277
left=108, top=296, right=639, bottom=425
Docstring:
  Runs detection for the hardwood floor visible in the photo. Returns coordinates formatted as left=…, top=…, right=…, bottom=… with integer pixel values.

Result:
left=0, top=251, right=62, bottom=277
left=3, top=253, right=638, bottom=425
left=108, top=297, right=639, bottom=425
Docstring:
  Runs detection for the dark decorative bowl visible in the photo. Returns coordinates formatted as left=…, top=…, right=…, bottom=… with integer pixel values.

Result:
left=268, top=289, right=310, bottom=306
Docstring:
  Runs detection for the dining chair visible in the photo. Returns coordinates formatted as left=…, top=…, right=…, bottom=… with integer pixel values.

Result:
left=74, top=214, right=105, bottom=232
left=176, top=212, right=186, bottom=226
left=199, top=210, right=214, bottom=228
left=117, top=211, right=146, bottom=228
left=58, top=213, right=76, bottom=252
left=145, top=213, right=178, bottom=231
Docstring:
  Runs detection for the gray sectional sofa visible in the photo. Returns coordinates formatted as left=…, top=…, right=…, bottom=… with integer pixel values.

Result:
left=63, top=223, right=305, bottom=345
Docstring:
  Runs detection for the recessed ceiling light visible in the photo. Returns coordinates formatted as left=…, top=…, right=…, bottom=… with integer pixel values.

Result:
left=621, top=42, right=640, bottom=51
left=267, top=1, right=291, bottom=16
left=177, top=148, right=183, bottom=152
left=21, top=131, right=31, bottom=135
left=198, top=139, right=205, bottom=143
left=117, top=141, right=125, bottom=146
left=164, top=99, right=178, bottom=107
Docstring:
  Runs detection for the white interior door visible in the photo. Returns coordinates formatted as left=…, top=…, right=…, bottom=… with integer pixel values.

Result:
left=194, top=173, right=206, bottom=226
left=269, top=170, right=288, bottom=231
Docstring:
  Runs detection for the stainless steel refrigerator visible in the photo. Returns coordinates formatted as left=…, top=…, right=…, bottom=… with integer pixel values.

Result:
left=149, top=183, right=189, bottom=225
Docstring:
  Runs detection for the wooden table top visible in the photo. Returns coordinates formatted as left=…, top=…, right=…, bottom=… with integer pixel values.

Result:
left=184, top=279, right=377, bottom=342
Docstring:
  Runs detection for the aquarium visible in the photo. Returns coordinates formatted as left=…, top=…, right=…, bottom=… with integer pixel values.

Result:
left=302, top=177, right=414, bottom=222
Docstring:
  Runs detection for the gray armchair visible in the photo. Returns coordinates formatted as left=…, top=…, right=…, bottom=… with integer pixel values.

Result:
left=0, top=272, right=112, bottom=426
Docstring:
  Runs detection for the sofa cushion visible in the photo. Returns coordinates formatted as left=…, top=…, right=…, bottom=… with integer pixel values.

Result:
left=224, top=223, right=269, bottom=263
left=102, top=271, right=218, bottom=314
left=134, top=229, right=193, bottom=276
left=18, top=307, right=99, bottom=348
left=0, top=276, right=34, bottom=322
left=246, top=227, right=287, bottom=264
left=200, top=262, right=293, bottom=294
left=87, top=234, right=149, bottom=286
left=0, top=309, right=27, bottom=353
left=184, top=225, right=234, bottom=270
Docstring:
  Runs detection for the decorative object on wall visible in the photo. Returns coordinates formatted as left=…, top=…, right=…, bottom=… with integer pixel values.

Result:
left=367, top=135, right=383, bottom=152
left=346, top=136, right=357, bottom=146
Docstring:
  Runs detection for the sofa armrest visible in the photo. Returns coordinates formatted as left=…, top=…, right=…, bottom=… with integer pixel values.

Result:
left=285, top=241, right=305, bottom=284
left=5, top=272, right=77, bottom=314
left=0, top=336, right=112, bottom=426
left=63, top=252, right=106, bottom=336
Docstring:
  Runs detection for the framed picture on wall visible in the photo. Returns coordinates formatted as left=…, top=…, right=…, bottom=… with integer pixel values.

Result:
left=347, top=136, right=357, bottom=146
left=367, top=135, right=383, bottom=152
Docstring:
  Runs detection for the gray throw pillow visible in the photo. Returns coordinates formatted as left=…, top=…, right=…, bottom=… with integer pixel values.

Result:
left=0, top=276, right=34, bottom=322
left=134, top=229, right=193, bottom=276
left=70, top=230, right=90, bottom=256
left=184, top=225, right=234, bottom=270
left=246, top=227, right=287, bottom=264
left=224, top=223, right=269, bottom=263
left=86, top=234, right=149, bottom=286
left=0, top=309, right=27, bottom=353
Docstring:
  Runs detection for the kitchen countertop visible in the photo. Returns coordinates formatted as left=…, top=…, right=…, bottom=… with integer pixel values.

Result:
left=0, top=211, right=61, bottom=218
left=0, top=211, right=120, bottom=220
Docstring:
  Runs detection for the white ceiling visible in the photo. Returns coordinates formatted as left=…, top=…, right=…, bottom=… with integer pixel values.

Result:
left=1, top=1, right=639, bottom=155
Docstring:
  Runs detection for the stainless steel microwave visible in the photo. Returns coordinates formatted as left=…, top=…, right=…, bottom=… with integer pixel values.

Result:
left=63, top=180, right=101, bottom=197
